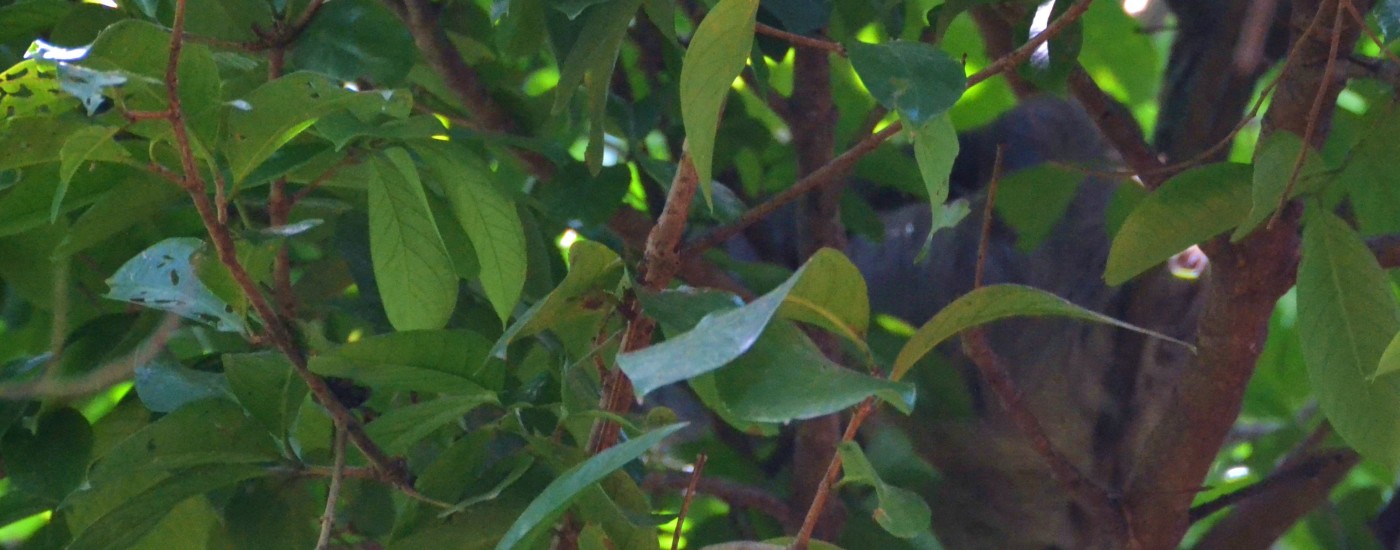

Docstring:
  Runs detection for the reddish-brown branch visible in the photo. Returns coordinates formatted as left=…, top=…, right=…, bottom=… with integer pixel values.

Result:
left=587, top=152, right=701, bottom=454
left=974, top=146, right=1004, bottom=288
left=1066, top=67, right=1167, bottom=189
left=671, top=454, right=708, bottom=550
left=791, top=398, right=876, bottom=550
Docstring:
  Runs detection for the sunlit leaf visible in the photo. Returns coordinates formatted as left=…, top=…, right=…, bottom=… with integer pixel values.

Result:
left=413, top=140, right=526, bottom=325
left=492, top=240, right=623, bottom=358
left=367, top=147, right=458, bottom=331
left=680, top=0, right=759, bottom=203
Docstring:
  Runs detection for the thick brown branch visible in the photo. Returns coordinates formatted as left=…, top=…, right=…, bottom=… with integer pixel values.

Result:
left=1067, top=67, right=1167, bottom=189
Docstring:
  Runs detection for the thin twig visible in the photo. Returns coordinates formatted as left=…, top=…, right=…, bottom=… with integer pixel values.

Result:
left=642, top=474, right=792, bottom=524
left=1344, top=1, right=1400, bottom=70
left=0, top=313, right=182, bottom=400
left=755, top=23, right=846, bottom=56
left=1266, top=0, right=1345, bottom=230
left=974, top=145, right=1004, bottom=288
left=671, top=454, right=709, bottom=550
left=315, top=425, right=348, bottom=550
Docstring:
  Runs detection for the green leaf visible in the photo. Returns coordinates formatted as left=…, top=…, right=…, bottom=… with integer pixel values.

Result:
left=105, top=237, right=249, bottom=335
left=0, top=59, right=73, bottom=119
left=777, top=248, right=871, bottom=343
left=1233, top=131, right=1327, bottom=241
left=492, top=240, right=624, bottom=358
left=837, top=441, right=932, bottom=539
left=67, top=464, right=270, bottom=550
left=365, top=394, right=499, bottom=456
left=0, top=115, right=84, bottom=171
left=224, top=352, right=308, bottom=443
left=1105, top=163, right=1252, bottom=285
left=413, top=141, right=527, bottom=324
left=708, top=320, right=915, bottom=422
left=680, top=0, right=759, bottom=202
left=309, top=330, right=497, bottom=394
left=133, top=358, right=233, bottom=413
left=226, top=72, right=406, bottom=184
left=891, top=284, right=1193, bottom=381
left=848, top=41, right=966, bottom=127
left=551, top=0, right=641, bottom=117
left=289, top=0, right=416, bottom=86
left=493, top=423, right=687, bottom=550
left=367, top=147, right=458, bottom=331
left=88, top=399, right=280, bottom=482
left=910, top=114, right=963, bottom=257
left=1299, top=208, right=1400, bottom=467
left=1, top=407, right=92, bottom=502
left=620, top=248, right=872, bottom=396
left=54, top=125, right=130, bottom=222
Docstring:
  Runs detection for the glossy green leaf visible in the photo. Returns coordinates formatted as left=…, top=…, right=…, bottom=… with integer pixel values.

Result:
left=891, top=284, right=1193, bottom=381
left=680, top=0, right=759, bottom=202
left=365, top=394, right=499, bottom=456
left=1299, top=208, right=1400, bottom=467
left=413, top=140, right=526, bottom=324
left=493, top=423, right=687, bottom=550
left=67, top=464, right=269, bottom=550
left=1233, top=131, right=1327, bottom=241
left=310, top=330, right=497, bottom=394
left=1, top=407, right=92, bottom=502
left=89, top=399, right=280, bottom=482
left=837, top=441, right=932, bottom=539
left=492, top=240, right=623, bottom=358
left=848, top=41, right=965, bottom=127
left=367, top=147, right=458, bottom=331
left=105, top=237, right=249, bottom=335
left=133, top=359, right=233, bottom=413
left=289, top=0, right=415, bottom=86
left=54, top=125, right=129, bottom=222
left=226, top=72, right=405, bottom=184
left=911, top=114, right=964, bottom=257
left=620, top=248, right=872, bottom=396
left=224, top=352, right=308, bottom=442
left=1105, top=163, right=1252, bottom=285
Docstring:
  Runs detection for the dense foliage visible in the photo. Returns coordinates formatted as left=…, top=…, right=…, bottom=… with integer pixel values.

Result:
left=1, top=0, right=1399, bottom=548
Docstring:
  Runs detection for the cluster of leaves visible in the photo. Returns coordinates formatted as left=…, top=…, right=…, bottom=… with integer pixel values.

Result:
left=1, top=0, right=1400, bottom=548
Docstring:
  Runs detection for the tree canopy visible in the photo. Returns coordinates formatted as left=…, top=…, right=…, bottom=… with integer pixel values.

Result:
left=1, top=0, right=1399, bottom=549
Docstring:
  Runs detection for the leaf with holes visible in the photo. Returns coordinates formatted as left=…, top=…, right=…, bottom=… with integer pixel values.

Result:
left=105, top=237, right=249, bottom=335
